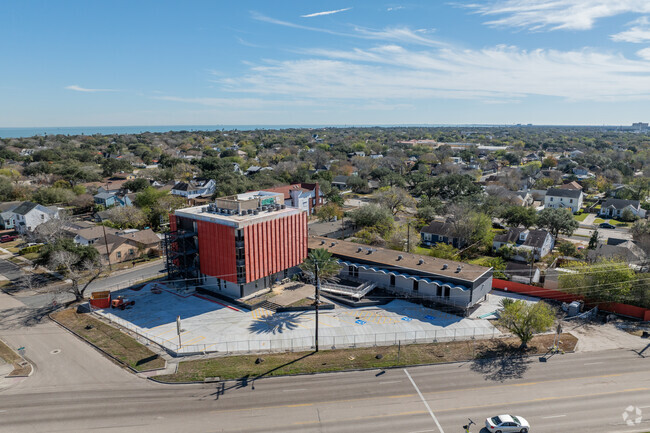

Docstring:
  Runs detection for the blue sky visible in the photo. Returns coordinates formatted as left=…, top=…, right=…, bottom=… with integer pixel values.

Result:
left=3, top=0, right=650, bottom=126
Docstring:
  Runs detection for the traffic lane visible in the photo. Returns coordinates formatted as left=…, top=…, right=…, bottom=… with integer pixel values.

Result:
left=85, top=260, right=165, bottom=292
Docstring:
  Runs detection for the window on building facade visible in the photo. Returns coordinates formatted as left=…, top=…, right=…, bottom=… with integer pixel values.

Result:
left=390, top=274, right=395, bottom=286
left=117, top=251, right=122, bottom=259
left=413, top=280, right=419, bottom=291
left=436, top=285, right=442, bottom=297
left=129, top=249, right=134, bottom=255
left=444, top=286, right=450, bottom=298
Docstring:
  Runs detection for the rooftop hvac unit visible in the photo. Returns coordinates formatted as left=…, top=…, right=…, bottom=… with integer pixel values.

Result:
left=357, top=247, right=363, bottom=253
left=253, top=210, right=259, bottom=215
left=442, top=264, right=448, bottom=270
left=247, top=209, right=253, bottom=215
left=330, top=242, right=336, bottom=247
left=418, top=259, right=425, bottom=265
left=397, top=255, right=403, bottom=261
left=320, top=240, right=326, bottom=245
left=456, top=265, right=462, bottom=273
left=281, top=204, right=286, bottom=209
left=202, top=207, right=208, bottom=212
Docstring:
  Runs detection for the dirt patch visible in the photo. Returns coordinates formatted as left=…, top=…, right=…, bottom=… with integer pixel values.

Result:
left=0, top=338, right=31, bottom=376
left=51, top=309, right=165, bottom=371
left=158, top=333, right=577, bottom=382
left=566, top=321, right=646, bottom=352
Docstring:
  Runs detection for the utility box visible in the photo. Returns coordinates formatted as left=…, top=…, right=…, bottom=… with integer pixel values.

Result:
left=567, top=301, right=582, bottom=317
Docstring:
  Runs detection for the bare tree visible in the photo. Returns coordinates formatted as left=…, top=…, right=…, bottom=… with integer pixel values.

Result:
left=49, top=250, right=103, bottom=302
left=32, top=212, right=71, bottom=244
left=375, top=187, right=416, bottom=216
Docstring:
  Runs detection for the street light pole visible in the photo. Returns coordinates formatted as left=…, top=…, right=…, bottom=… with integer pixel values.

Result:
left=314, top=260, right=320, bottom=352
left=101, top=218, right=113, bottom=272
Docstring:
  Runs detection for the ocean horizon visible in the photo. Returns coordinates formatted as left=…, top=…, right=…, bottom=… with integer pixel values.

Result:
left=0, top=123, right=619, bottom=139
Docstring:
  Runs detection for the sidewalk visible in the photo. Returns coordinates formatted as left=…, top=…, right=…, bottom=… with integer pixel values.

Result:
left=579, top=213, right=597, bottom=228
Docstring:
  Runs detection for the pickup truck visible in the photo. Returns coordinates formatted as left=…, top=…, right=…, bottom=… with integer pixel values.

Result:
left=0, top=234, right=19, bottom=243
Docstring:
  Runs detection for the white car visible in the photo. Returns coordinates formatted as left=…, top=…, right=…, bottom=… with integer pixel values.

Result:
left=485, top=414, right=530, bottom=433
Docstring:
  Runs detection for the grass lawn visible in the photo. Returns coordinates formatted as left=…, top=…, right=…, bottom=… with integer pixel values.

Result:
left=573, top=213, right=589, bottom=222
left=413, top=246, right=430, bottom=256
left=51, top=309, right=165, bottom=371
left=158, top=333, right=578, bottom=382
left=0, top=338, right=31, bottom=376
left=287, top=297, right=315, bottom=308
left=593, top=218, right=630, bottom=226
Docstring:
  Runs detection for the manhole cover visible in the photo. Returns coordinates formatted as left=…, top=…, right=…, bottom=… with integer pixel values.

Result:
left=50, top=349, right=61, bottom=355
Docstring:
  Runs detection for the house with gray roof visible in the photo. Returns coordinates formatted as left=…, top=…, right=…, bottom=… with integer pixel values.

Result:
left=0, top=201, right=21, bottom=230
left=544, top=187, right=583, bottom=213
left=171, top=179, right=216, bottom=199
left=493, top=227, right=555, bottom=261
left=420, top=221, right=468, bottom=249
left=11, top=201, right=59, bottom=234
left=599, top=198, right=646, bottom=219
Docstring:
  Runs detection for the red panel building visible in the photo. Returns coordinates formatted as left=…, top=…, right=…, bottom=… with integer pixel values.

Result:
left=170, top=191, right=307, bottom=298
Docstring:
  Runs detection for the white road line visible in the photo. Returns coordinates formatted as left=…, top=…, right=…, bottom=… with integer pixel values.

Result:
left=404, top=369, right=445, bottom=433
left=638, top=405, right=650, bottom=408
left=583, top=362, right=604, bottom=365
left=542, top=414, right=566, bottom=419
left=282, top=388, right=307, bottom=392
left=379, top=380, right=402, bottom=385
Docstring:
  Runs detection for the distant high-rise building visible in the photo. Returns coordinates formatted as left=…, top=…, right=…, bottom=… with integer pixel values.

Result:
left=632, top=122, right=649, bottom=130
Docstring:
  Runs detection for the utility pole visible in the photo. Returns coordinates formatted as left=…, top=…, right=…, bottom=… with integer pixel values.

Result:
left=406, top=220, right=411, bottom=252
left=100, top=217, right=112, bottom=272
left=314, top=260, right=321, bottom=352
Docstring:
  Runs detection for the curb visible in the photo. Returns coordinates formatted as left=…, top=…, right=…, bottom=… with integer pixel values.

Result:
left=151, top=334, right=578, bottom=385
left=48, top=312, right=168, bottom=377
left=0, top=337, right=34, bottom=378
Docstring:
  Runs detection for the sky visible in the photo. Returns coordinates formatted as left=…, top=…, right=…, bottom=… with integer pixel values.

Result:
left=3, top=0, right=650, bottom=127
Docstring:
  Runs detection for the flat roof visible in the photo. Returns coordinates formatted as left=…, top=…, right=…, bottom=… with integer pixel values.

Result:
left=175, top=205, right=303, bottom=228
left=308, top=236, right=491, bottom=283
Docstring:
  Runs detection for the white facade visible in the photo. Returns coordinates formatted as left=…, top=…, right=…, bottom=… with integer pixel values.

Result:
left=14, top=206, right=57, bottom=234
left=544, top=191, right=583, bottom=213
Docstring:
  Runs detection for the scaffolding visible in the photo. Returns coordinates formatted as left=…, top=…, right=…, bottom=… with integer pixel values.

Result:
left=162, top=228, right=198, bottom=285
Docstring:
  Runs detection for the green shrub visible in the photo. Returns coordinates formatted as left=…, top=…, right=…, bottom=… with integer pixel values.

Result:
left=19, top=244, right=43, bottom=255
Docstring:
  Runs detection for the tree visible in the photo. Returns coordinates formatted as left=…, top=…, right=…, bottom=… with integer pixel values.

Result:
left=498, top=300, right=555, bottom=348
left=300, top=248, right=341, bottom=352
left=557, top=241, right=579, bottom=257
left=559, top=259, right=635, bottom=303
left=105, top=206, right=147, bottom=229
left=146, top=194, right=187, bottom=229
left=36, top=239, right=103, bottom=303
left=620, top=208, right=637, bottom=222
left=588, top=230, right=599, bottom=250
left=430, top=174, right=481, bottom=201
left=429, top=243, right=459, bottom=259
left=541, top=156, right=557, bottom=169
left=631, top=220, right=650, bottom=255
left=346, top=175, right=366, bottom=192
left=315, top=203, right=343, bottom=222
left=348, top=204, right=394, bottom=235
left=537, top=207, right=579, bottom=239
left=123, top=178, right=150, bottom=192
left=501, top=206, right=537, bottom=228
left=375, top=187, right=416, bottom=216
left=134, top=187, right=168, bottom=208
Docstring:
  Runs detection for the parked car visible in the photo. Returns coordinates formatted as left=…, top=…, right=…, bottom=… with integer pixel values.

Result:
left=599, top=222, right=616, bottom=229
left=0, top=234, right=19, bottom=243
left=486, top=414, right=530, bottom=432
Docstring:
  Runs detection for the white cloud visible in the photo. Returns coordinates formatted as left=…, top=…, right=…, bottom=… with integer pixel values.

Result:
left=301, top=7, right=352, bottom=18
left=612, top=16, right=650, bottom=42
left=387, top=6, right=405, bottom=12
left=65, top=85, right=116, bottom=92
left=465, top=0, right=650, bottom=31
left=154, top=96, right=316, bottom=109
left=637, top=47, right=650, bottom=59
left=217, top=43, right=650, bottom=102
left=252, top=12, right=443, bottom=47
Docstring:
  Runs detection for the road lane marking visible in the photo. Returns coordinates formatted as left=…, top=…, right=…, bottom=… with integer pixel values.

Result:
left=207, top=371, right=650, bottom=416
left=542, top=414, right=566, bottom=419
left=293, top=410, right=426, bottom=426
left=287, top=403, right=312, bottom=407
left=404, top=369, right=445, bottom=433
left=379, top=380, right=402, bottom=385
left=282, top=388, right=307, bottom=392
left=584, top=362, right=604, bottom=365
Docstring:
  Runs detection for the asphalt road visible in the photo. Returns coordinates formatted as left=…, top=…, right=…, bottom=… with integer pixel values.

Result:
left=1, top=302, right=648, bottom=433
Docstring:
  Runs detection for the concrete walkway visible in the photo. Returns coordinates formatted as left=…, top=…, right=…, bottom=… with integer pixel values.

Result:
left=580, top=213, right=597, bottom=227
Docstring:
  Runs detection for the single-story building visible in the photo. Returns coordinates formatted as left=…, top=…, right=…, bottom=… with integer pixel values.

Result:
left=599, top=198, right=646, bottom=219
left=309, top=236, right=493, bottom=315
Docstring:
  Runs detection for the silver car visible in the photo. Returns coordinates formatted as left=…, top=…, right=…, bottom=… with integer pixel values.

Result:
left=485, top=414, right=530, bottom=433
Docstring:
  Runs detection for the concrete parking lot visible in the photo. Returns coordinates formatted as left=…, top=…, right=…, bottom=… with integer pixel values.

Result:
left=95, top=282, right=500, bottom=355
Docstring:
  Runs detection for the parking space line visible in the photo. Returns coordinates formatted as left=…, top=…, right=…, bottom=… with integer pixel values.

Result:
left=164, top=331, right=190, bottom=343
left=154, top=328, right=177, bottom=337
left=182, top=335, right=205, bottom=346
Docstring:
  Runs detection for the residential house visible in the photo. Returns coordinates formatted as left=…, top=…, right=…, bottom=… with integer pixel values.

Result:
left=572, top=166, right=593, bottom=179
left=599, top=198, right=646, bottom=219
left=569, top=150, right=584, bottom=158
left=505, top=261, right=541, bottom=284
left=93, top=192, right=133, bottom=208
left=558, top=181, right=582, bottom=191
left=587, top=241, right=646, bottom=270
left=11, top=201, right=59, bottom=234
left=332, top=175, right=349, bottom=189
left=93, top=229, right=161, bottom=265
left=171, top=179, right=216, bottom=199
left=73, top=226, right=119, bottom=245
left=493, top=227, right=555, bottom=261
left=0, top=201, right=21, bottom=230
left=261, top=183, right=324, bottom=215
left=245, top=166, right=273, bottom=176
left=544, top=187, right=583, bottom=213
left=513, top=191, right=534, bottom=207
left=420, top=221, right=468, bottom=249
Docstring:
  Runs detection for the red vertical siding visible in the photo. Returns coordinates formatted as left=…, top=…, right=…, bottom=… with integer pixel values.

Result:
left=243, top=212, right=308, bottom=283
left=169, top=214, right=177, bottom=232
left=196, top=220, right=237, bottom=283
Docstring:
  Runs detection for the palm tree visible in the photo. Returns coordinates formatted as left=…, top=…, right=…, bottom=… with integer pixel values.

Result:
left=300, top=248, right=341, bottom=351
